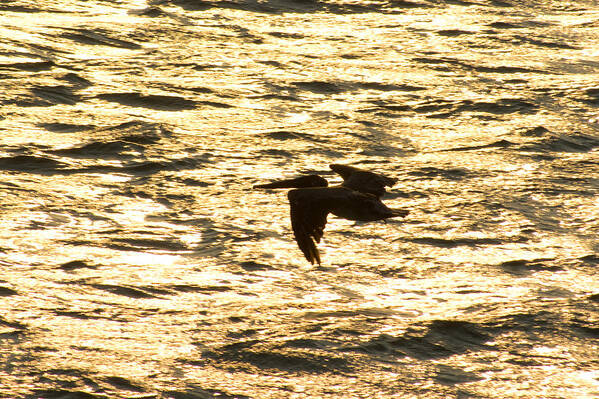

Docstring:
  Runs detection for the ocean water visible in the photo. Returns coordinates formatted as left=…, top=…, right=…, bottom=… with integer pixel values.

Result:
left=1, top=0, right=599, bottom=397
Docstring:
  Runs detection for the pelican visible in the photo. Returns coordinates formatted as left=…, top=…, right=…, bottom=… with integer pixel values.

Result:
left=254, top=164, right=408, bottom=265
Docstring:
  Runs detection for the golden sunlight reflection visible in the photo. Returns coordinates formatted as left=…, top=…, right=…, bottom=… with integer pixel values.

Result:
left=285, top=112, right=311, bottom=124
left=2, top=0, right=599, bottom=398
left=116, top=252, right=181, bottom=268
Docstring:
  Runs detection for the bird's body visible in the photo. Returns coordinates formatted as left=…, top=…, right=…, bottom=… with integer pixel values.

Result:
left=254, top=164, right=408, bottom=265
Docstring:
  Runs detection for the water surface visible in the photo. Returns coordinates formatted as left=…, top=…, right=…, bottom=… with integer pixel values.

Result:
left=1, top=0, right=599, bottom=397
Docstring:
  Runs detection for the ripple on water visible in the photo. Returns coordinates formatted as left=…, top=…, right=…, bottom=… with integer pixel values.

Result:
left=2, top=0, right=599, bottom=398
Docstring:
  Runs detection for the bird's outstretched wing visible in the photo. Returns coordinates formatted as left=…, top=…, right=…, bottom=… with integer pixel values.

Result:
left=287, top=188, right=330, bottom=265
left=253, top=174, right=328, bottom=189
left=330, top=164, right=396, bottom=198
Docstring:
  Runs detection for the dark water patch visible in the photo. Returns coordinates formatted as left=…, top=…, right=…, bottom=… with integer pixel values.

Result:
left=86, top=155, right=207, bottom=175
left=46, top=120, right=170, bottom=158
left=108, top=237, right=188, bottom=252
left=356, top=82, right=426, bottom=92
left=0, top=4, right=44, bottom=12
left=0, top=316, right=27, bottom=331
left=355, top=143, right=410, bottom=157
left=588, top=293, right=599, bottom=303
left=31, top=85, right=81, bottom=106
left=415, top=98, right=534, bottom=118
left=537, top=179, right=596, bottom=197
left=292, top=80, right=344, bottom=94
left=443, top=0, right=478, bottom=5
left=50, top=140, right=145, bottom=159
left=357, top=119, right=378, bottom=127
left=585, top=87, right=599, bottom=96
left=267, top=31, right=305, bottom=39
left=100, top=120, right=171, bottom=141
left=473, top=64, right=544, bottom=74
left=264, top=130, right=321, bottom=141
left=303, top=308, right=398, bottom=320
left=165, top=388, right=250, bottom=399
left=170, top=0, right=432, bottom=14
left=164, top=284, right=233, bottom=294
left=506, top=78, right=531, bottom=85
left=418, top=320, right=494, bottom=356
left=258, top=148, right=293, bottom=157
left=186, top=86, right=214, bottom=94
left=169, top=0, right=278, bottom=13
left=226, top=328, right=259, bottom=339
left=411, top=56, right=455, bottom=66
left=0, top=60, right=55, bottom=71
left=439, top=139, right=514, bottom=152
left=0, top=155, right=68, bottom=172
left=382, top=0, right=431, bottom=8
left=0, top=286, right=17, bottom=296
left=486, top=310, right=570, bottom=338
left=405, top=236, right=503, bottom=248
left=61, top=72, right=93, bottom=89
left=577, top=325, right=599, bottom=339
left=190, top=63, right=230, bottom=71
left=39, top=122, right=96, bottom=133
left=185, top=224, right=245, bottom=258
left=250, top=93, right=300, bottom=101
left=436, top=29, right=474, bottom=37
left=89, top=284, right=160, bottom=299
left=412, top=56, right=547, bottom=74
left=357, top=101, right=413, bottom=117
left=58, top=260, right=96, bottom=271
left=27, top=390, right=108, bottom=399
left=201, top=340, right=351, bottom=373
left=128, top=6, right=166, bottom=17
left=345, top=320, right=492, bottom=360
left=516, top=125, right=550, bottom=137
left=0, top=328, right=25, bottom=339
left=459, top=98, right=537, bottom=115
left=411, top=99, right=458, bottom=116
left=257, top=60, right=285, bottom=68
left=61, top=28, right=142, bottom=49
left=579, top=254, right=599, bottom=265
left=0, top=181, right=20, bottom=189
left=489, top=0, right=514, bottom=7
left=180, top=178, right=211, bottom=187
left=239, top=261, right=275, bottom=271
left=537, top=287, right=575, bottom=299
left=293, top=79, right=424, bottom=95
left=434, top=364, right=483, bottom=385
left=488, top=21, right=519, bottom=29
left=408, top=167, right=470, bottom=179
left=489, top=20, right=554, bottom=30
left=581, top=87, right=599, bottom=105
left=498, top=258, right=563, bottom=275
left=53, top=310, right=108, bottom=320
left=281, top=338, right=334, bottom=350
left=511, top=34, right=578, bottom=50
left=97, top=93, right=197, bottom=110
left=103, top=376, right=146, bottom=392
left=520, top=132, right=599, bottom=153
left=197, top=100, right=233, bottom=108
left=43, top=368, right=90, bottom=378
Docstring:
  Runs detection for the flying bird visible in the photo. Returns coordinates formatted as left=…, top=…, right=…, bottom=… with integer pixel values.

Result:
left=254, top=164, right=408, bottom=265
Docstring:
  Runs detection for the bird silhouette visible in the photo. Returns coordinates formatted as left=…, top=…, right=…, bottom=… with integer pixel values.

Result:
left=254, top=164, right=408, bottom=264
